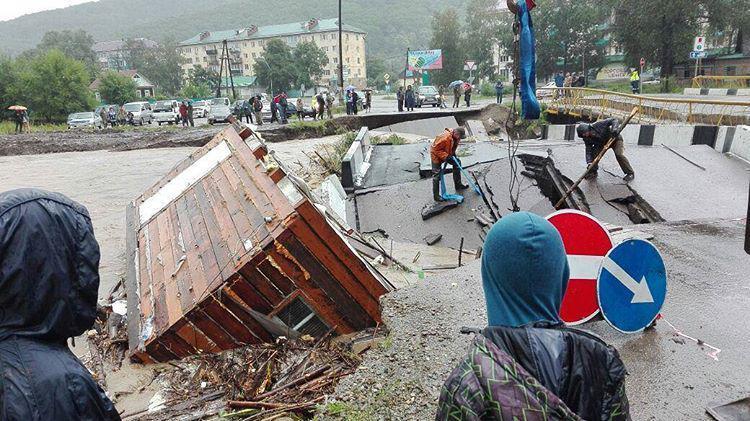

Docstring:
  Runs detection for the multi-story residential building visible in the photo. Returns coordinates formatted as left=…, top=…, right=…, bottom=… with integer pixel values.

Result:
left=492, top=44, right=515, bottom=83
left=178, top=18, right=367, bottom=90
left=93, top=38, right=158, bottom=71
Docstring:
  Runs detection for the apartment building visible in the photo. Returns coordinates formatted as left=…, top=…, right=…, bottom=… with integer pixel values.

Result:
left=178, top=18, right=367, bottom=89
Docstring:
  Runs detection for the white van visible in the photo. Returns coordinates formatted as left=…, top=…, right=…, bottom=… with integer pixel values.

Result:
left=123, top=101, right=154, bottom=125
left=153, top=100, right=180, bottom=125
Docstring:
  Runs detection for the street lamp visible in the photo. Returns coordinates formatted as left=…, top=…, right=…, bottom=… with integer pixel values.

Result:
left=257, top=57, right=273, bottom=97
left=338, top=0, right=344, bottom=105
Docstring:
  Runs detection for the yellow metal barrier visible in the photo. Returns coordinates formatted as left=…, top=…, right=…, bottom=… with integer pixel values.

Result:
left=538, top=87, right=750, bottom=126
left=692, top=76, right=750, bottom=89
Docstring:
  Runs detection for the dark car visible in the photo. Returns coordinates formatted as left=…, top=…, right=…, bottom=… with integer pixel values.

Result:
left=417, top=85, right=440, bottom=107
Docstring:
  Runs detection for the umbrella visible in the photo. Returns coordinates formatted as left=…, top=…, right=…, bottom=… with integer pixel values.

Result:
left=448, top=80, right=464, bottom=88
left=8, top=105, right=27, bottom=111
left=345, top=85, right=356, bottom=91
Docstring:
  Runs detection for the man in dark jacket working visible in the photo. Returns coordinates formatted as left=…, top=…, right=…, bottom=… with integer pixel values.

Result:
left=437, top=212, right=630, bottom=420
left=577, top=118, right=635, bottom=181
left=0, top=189, right=120, bottom=420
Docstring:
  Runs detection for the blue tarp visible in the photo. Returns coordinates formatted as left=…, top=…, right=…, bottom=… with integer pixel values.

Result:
left=517, top=0, right=541, bottom=120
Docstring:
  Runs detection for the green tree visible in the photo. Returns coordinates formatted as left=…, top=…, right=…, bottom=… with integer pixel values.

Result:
left=366, top=55, right=389, bottom=89
left=18, top=50, right=96, bottom=122
left=34, top=29, right=99, bottom=78
left=254, top=39, right=297, bottom=93
left=0, top=56, right=21, bottom=117
left=430, top=8, right=465, bottom=86
left=188, top=65, right=219, bottom=92
left=293, top=41, right=329, bottom=89
left=531, top=0, right=607, bottom=79
left=180, top=82, right=211, bottom=99
left=124, top=38, right=185, bottom=96
left=463, top=0, right=505, bottom=79
left=98, top=71, right=137, bottom=104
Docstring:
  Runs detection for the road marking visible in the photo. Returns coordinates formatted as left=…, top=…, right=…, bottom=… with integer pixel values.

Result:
left=601, top=257, right=654, bottom=304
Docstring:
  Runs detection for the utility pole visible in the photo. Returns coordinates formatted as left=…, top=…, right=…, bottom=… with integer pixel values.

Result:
left=217, top=40, right=236, bottom=99
left=338, top=0, right=344, bottom=105
left=403, top=48, right=410, bottom=90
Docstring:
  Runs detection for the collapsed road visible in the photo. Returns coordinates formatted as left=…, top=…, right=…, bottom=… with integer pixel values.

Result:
left=1, top=105, right=749, bottom=419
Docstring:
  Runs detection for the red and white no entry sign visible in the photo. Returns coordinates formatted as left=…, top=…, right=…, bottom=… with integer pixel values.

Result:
left=547, top=210, right=613, bottom=325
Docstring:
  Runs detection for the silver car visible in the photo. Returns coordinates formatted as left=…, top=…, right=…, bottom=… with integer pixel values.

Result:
left=67, top=112, right=103, bottom=129
left=208, top=104, right=232, bottom=124
left=417, top=85, right=440, bottom=107
left=123, top=101, right=154, bottom=125
left=192, top=100, right=209, bottom=118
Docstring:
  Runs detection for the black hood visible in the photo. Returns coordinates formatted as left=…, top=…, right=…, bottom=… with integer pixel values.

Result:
left=0, top=188, right=100, bottom=342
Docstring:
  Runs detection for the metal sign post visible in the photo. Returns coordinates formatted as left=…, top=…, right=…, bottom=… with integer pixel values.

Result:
left=639, top=57, right=645, bottom=94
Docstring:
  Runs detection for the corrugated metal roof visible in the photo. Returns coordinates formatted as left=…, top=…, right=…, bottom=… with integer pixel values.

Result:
left=179, top=18, right=365, bottom=46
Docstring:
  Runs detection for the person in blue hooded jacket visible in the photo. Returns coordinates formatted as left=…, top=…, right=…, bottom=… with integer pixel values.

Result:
left=437, top=212, right=630, bottom=420
left=0, top=189, right=120, bottom=420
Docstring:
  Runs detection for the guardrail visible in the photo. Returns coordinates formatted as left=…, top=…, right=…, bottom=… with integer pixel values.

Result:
left=538, top=87, right=750, bottom=126
left=692, top=76, right=750, bottom=89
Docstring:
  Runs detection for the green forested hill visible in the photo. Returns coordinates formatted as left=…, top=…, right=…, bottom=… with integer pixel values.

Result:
left=0, top=0, right=468, bottom=60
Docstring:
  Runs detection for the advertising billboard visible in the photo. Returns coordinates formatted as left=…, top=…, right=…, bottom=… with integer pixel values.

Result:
left=408, top=49, right=443, bottom=70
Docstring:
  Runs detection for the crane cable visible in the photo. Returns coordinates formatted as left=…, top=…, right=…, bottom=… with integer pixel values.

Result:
left=505, top=6, right=522, bottom=212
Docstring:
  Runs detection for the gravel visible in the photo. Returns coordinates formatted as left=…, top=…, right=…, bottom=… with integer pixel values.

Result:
left=320, top=261, right=487, bottom=420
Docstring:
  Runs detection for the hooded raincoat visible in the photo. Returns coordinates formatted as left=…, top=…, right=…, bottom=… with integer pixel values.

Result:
left=437, top=212, right=630, bottom=420
left=0, top=189, right=120, bottom=420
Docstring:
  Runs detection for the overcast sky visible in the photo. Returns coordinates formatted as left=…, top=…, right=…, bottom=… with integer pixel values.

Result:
left=0, top=0, right=98, bottom=22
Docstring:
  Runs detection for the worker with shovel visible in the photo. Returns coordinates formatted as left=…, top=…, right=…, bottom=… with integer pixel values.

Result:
left=431, top=127, right=469, bottom=202
left=576, top=118, right=635, bottom=181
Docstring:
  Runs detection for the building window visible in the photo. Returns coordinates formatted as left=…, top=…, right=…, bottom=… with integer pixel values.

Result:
left=325, top=70, right=331, bottom=76
left=244, top=64, right=249, bottom=69
left=243, top=42, right=247, bottom=47
left=244, top=53, right=248, bottom=58
left=333, top=58, right=338, bottom=63
left=203, top=57, right=207, bottom=62
left=357, top=57, right=360, bottom=64
left=252, top=52, right=257, bottom=58
left=251, top=41, right=255, bottom=47
left=346, top=58, right=350, bottom=63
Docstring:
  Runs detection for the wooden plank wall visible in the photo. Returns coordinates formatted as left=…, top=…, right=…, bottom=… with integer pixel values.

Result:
left=129, top=125, right=389, bottom=362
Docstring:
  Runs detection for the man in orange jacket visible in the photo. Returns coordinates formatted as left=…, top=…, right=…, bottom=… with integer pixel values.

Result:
left=431, top=127, right=468, bottom=201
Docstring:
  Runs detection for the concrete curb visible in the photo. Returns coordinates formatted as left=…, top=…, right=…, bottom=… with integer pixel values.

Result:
left=341, top=127, right=372, bottom=191
left=541, top=123, right=750, bottom=162
left=683, top=88, right=750, bottom=96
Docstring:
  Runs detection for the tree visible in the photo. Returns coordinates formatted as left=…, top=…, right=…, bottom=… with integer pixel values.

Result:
left=531, top=0, right=607, bottom=79
left=180, top=82, right=211, bottom=99
left=293, top=41, right=329, bottom=90
left=253, top=39, right=297, bottom=93
left=0, top=56, right=20, bottom=117
left=430, top=8, right=465, bottom=86
left=98, top=71, right=137, bottom=105
left=34, top=30, right=99, bottom=78
left=463, top=0, right=505, bottom=79
left=366, top=55, right=389, bottom=89
left=18, top=50, right=96, bottom=122
left=124, top=38, right=185, bottom=96
left=188, top=65, right=220, bottom=92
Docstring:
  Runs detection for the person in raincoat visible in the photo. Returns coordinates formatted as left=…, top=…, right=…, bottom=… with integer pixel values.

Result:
left=0, top=188, right=120, bottom=420
left=430, top=127, right=468, bottom=202
left=436, top=212, right=630, bottom=421
left=405, top=85, right=416, bottom=111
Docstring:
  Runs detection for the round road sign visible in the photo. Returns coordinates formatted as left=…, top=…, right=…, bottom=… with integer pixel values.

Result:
left=546, top=210, right=612, bottom=325
left=597, top=239, right=667, bottom=333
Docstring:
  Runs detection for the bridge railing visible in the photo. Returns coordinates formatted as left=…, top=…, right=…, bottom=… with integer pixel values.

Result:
left=537, top=87, right=750, bottom=126
left=692, top=76, right=750, bottom=89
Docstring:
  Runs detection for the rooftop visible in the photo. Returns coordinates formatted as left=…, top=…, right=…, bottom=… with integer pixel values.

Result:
left=93, top=38, right=158, bottom=53
left=179, top=18, right=366, bottom=46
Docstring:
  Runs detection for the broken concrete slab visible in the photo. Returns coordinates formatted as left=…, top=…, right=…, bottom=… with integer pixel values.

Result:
left=421, top=200, right=460, bottom=220
left=381, top=116, right=458, bottom=137
left=423, top=233, right=443, bottom=245
left=362, top=143, right=426, bottom=189
left=465, top=120, right=489, bottom=142
left=125, top=125, right=392, bottom=363
left=419, top=142, right=509, bottom=178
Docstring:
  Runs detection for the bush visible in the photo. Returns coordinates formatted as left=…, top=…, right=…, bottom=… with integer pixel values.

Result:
left=373, top=134, right=407, bottom=145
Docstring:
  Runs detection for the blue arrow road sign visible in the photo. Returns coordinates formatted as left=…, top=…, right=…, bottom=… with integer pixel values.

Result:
left=597, top=239, right=667, bottom=333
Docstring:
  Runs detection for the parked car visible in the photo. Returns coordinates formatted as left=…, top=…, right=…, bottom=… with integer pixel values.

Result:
left=153, top=100, right=180, bottom=125
left=123, top=101, right=154, bottom=125
left=192, top=100, right=209, bottom=118
left=208, top=103, right=233, bottom=124
left=210, top=97, right=231, bottom=107
left=536, top=81, right=557, bottom=98
left=417, top=85, right=440, bottom=107
left=67, top=112, right=103, bottom=129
